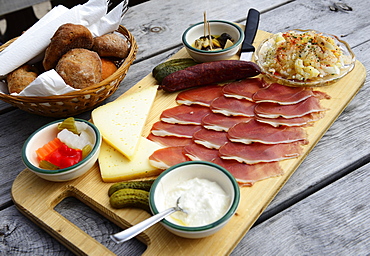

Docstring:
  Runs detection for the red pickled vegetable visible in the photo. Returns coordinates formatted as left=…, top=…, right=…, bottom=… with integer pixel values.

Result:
left=36, top=137, right=64, bottom=161
left=46, top=144, right=82, bottom=169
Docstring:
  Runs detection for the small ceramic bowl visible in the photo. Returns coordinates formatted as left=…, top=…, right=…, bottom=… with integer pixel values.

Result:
left=182, top=20, right=244, bottom=63
left=149, top=161, right=240, bottom=239
left=22, top=119, right=102, bottom=182
left=254, top=29, right=356, bottom=87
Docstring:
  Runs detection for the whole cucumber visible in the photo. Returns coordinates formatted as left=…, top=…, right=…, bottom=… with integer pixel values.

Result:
left=109, top=188, right=150, bottom=212
left=108, top=180, right=155, bottom=197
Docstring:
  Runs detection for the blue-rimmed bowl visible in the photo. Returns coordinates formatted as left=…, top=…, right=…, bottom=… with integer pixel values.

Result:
left=149, top=161, right=240, bottom=239
left=182, top=20, right=244, bottom=63
left=22, top=118, right=102, bottom=182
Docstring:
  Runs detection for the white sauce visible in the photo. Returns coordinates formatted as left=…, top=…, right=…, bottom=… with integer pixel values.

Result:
left=165, top=178, right=230, bottom=227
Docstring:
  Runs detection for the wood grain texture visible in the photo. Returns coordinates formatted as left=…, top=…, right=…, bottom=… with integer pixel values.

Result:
left=0, top=0, right=290, bottom=110
left=0, top=0, right=45, bottom=16
left=255, top=0, right=370, bottom=216
left=11, top=29, right=366, bottom=255
left=232, top=163, right=370, bottom=255
left=1, top=0, right=370, bottom=254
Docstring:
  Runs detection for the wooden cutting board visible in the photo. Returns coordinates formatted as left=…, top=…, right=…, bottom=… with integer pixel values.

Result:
left=11, top=30, right=366, bottom=255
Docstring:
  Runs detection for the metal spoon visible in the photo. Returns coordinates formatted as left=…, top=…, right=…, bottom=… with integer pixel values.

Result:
left=110, top=197, right=186, bottom=244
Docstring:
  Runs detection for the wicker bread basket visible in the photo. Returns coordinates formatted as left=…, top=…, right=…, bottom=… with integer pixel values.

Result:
left=0, top=25, right=137, bottom=117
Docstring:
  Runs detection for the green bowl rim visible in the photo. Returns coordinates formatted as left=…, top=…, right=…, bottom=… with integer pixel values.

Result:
left=149, top=160, right=240, bottom=232
left=21, top=118, right=101, bottom=174
left=182, top=20, right=244, bottom=54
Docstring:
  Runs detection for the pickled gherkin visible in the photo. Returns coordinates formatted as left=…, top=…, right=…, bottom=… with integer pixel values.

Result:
left=109, top=188, right=150, bottom=212
left=58, top=117, right=78, bottom=134
left=108, top=180, right=155, bottom=196
left=81, top=144, right=92, bottom=159
left=152, top=58, right=198, bottom=83
left=39, top=160, right=59, bottom=170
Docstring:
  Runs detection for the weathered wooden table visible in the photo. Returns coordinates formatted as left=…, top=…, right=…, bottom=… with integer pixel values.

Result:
left=0, top=0, right=369, bottom=255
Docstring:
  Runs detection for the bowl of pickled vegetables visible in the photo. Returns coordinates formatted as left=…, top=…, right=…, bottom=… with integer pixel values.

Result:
left=182, top=20, right=244, bottom=63
left=22, top=117, right=102, bottom=182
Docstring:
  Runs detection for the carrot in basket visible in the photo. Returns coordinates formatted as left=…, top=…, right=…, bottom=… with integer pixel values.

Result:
left=36, top=137, right=64, bottom=161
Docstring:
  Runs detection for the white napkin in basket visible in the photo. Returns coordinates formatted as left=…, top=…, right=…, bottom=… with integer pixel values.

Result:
left=0, top=0, right=125, bottom=96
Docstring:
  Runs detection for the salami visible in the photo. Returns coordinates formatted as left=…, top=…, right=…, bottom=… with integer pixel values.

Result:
left=160, top=60, right=261, bottom=92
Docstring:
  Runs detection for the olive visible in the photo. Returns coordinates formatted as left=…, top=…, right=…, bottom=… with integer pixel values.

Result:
left=218, top=33, right=233, bottom=48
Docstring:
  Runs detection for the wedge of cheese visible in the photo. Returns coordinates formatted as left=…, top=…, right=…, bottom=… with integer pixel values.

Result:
left=91, top=86, right=158, bottom=160
left=98, top=137, right=164, bottom=182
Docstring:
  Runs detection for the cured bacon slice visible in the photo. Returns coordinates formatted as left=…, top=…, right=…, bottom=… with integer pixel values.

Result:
left=219, top=141, right=303, bottom=164
left=202, top=112, right=253, bottom=132
left=149, top=146, right=190, bottom=169
left=211, top=96, right=256, bottom=117
left=222, top=78, right=266, bottom=101
left=252, top=82, right=330, bottom=105
left=160, top=105, right=212, bottom=125
left=256, top=112, right=325, bottom=127
left=151, top=121, right=202, bottom=138
left=147, top=133, right=193, bottom=147
left=228, top=119, right=308, bottom=145
left=212, top=157, right=283, bottom=186
left=176, top=84, right=224, bottom=107
left=183, top=143, right=220, bottom=161
left=254, top=96, right=328, bottom=119
left=193, top=128, right=229, bottom=149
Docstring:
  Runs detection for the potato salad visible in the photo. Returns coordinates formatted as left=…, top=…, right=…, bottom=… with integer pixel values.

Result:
left=261, top=30, right=347, bottom=81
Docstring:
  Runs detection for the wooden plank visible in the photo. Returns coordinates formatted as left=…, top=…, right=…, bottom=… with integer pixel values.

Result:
left=0, top=0, right=292, bottom=205
left=10, top=29, right=366, bottom=254
left=254, top=0, right=370, bottom=215
left=0, top=0, right=46, bottom=16
left=1, top=42, right=369, bottom=255
left=121, top=0, right=293, bottom=61
left=1, top=0, right=370, bottom=254
left=0, top=48, right=180, bottom=208
left=0, top=0, right=292, bottom=110
left=232, top=163, right=370, bottom=255
left=0, top=204, right=146, bottom=255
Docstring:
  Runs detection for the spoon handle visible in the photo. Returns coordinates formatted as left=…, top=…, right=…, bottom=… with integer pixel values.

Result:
left=110, top=207, right=177, bottom=244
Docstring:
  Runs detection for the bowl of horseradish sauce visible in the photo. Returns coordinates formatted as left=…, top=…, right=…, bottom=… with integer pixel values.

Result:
left=149, top=161, right=240, bottom=239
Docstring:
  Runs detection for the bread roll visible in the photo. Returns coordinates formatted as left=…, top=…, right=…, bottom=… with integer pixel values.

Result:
left=43, top=23, right=94, bottom=71
left=7, top=65, right=38, bottom=94
left=56, top=48, right=102, bottom=89
left=101, top=58, right=118, bottom=80
left=93, top=33, right=129, bottom=59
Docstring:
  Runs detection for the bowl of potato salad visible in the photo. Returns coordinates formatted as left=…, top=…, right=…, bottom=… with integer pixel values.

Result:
left=254, top=29, right=355, bottom=87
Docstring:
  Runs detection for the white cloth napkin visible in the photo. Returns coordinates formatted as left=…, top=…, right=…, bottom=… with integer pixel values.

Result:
left=0, top=0, right=125, bottom=96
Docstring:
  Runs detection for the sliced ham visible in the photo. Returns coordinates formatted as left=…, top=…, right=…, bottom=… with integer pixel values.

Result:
left=212, top=157, right=283, bottom=186
left=252, top=82, right=330, bottom=105
left=202, top=112, right=253, bottom=132
left=193, top=127, right=229, bottom=149
left=147, top=133, right=193, bottom=147
left=256, top=112, right=325, bottom=127
left=183, top=143, right=220, bottom=161
left=219, top=141, right=303, bottom=164
left=176, top=84, right=224, bottom=107
left=149, top=146, right=190, bottom=169
left=228, top=119, right=308, bottom=145
left=222, top=78, right=266, bottom=101
left=211, top=96, right=256, bottom=117
left=160, top=105, right=212, bottom=125
left=254, top=96, right=328, bottom=119
left=151, top=121, right=202, bottom=138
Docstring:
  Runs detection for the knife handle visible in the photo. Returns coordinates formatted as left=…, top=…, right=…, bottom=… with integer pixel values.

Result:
left=243, top=8, right=260, bottom=49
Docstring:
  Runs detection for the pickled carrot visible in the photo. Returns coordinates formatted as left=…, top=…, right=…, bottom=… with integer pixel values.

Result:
left=36, top=137, right=64, bottom=161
